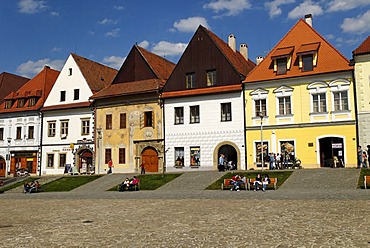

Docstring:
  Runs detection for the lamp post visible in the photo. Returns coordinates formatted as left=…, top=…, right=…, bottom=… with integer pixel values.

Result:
left=258, top=112, right=264, bottom=171
left=96, top=127, right=102, bottom=175
left=6, top=137, right=11, bottom=178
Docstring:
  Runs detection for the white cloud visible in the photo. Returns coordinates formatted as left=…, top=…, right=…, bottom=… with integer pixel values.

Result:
left=102, top=56, right=125, bottom=69
left=16, top=58, right=64, bottom=78
left=98, top=18, right=118, bottom=25
left=264, top=0, right=295, bottom=18
left=138, top=40, right=150, bottom=49
left=50, top=11, right=59, bottom=16
left=114, top=5, right=124, bottom=10
left=51, top=47, right=61, bottom=52
left=341, top=10, right=370, bottom=34
left=105, top=28, right=120, bottom=37
left=203, top=0, right=251, bottom=17
left=18, top=0, right=47, bottom=14
left=287, top=0, right=323, bottom=20
left=152, top=41, right=187, bottom=57
left=327, top=0, right=370, bottom=12
left=173, top=17, right=209, bottom=33
left=325, top=34, right=335, bottom=40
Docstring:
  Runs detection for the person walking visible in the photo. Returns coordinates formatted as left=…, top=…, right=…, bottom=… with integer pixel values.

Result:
left=358, top=146, right=363, bottom=169
left=108, top=159, right=113, bottom=174
left=218, top=153, right=225, bottom=172
left=140, top=161, right=146, bottom=174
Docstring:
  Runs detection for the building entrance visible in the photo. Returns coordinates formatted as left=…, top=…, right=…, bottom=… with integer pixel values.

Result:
left=319, top=137, right=344, bottom=167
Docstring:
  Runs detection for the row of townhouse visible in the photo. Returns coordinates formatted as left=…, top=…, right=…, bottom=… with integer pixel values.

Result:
left=0, top=14, right=369, bottom=177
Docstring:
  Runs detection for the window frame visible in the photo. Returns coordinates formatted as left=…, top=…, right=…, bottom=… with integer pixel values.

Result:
left=221, top=102, right=232, bottom=122
left=48, top=121, right=56, bottom=137
left=276, top=57, right=287, bottom=75
left=60, top=91, right=66, bottom=102
left=312, top=93, right=327, bottom=113
left=60, top=120, right=69, bottom=137
left=189, top=105, right=200, bottom=124
left=16, top=126, right=22, bottom=140
left=278, top=96, right=292, bottom=115
left=106, top=114, right=112, bottom=130
left=302, top=54, right=313, bottom=72
left=17, top=99, right=25, bottom=108
left=73, top=89, right=80, bottom=100
left=144, top=111, right=153, bottom=127
left=28, top=97, right=36, bottom=107
left=120, top=113, right=127, bottom=129
left=105, top=148, right=112, bottom=164
left=186, top=72, right=196, bottom=89
left=174, top=107, right=184, bottom=125
left=28, top=126, right=34, bottom=139
left=59, top=153, right=66, bottom=168
left=119, top=148, right=126, bottom=164
left=81, top=119, right=90, bottom=135
left=0, top=127, right=3, bottom=140
left=47, top=153, right=54, bottom=168
left=206, top=70, right=216, bottom=86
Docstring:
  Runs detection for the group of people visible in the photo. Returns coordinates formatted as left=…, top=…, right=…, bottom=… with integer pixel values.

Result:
left=253, top=173, right=270, bottom=192
left=358, top=145, right=370, bottom=169
left=266, top=152, right=292, bottom=170
left=23, top=181, right=41, bottom=193
left=218, top=153, right=237, bottom=171
left=119, top=176, right=140, bottom=191
left=229, top=174, right=246, bottom=191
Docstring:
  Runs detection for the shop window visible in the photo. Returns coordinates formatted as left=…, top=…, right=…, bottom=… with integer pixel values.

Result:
left=59, top=154, right=66, bottom=167
left=190, top=147, right=200, bottom=166
left=175, top=147, right=184, bottom=167
left=47, top=154, right=54, bottom=168
left=255, top=141, right=268, bottom=167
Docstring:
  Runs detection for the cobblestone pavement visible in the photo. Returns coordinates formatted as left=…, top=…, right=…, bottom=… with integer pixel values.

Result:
left=1, top=169, right=369, bottom=247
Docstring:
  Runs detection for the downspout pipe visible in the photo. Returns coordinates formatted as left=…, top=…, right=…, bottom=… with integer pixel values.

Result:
left=349, top=58, right=359, bottom=148
left=242, top=82, right=247, bottom=170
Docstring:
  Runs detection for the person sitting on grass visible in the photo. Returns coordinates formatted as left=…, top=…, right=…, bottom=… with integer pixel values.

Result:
left=129, top=176, right=140, bottom=191
left=23, top=182, right=31, bottom=193
left=119, top=178, right=130, bottom=192
left=253, top=173, right=262, bottom=191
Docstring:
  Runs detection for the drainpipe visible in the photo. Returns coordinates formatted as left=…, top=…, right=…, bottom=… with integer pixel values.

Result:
left=349, top=59, right=359, bottom=148
left=242, top=83, right=247, bottom=170
left=38, top=111, right=43, bottom=176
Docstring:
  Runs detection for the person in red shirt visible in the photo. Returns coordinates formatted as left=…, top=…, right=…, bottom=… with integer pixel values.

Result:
left=140, top=161, right=146, bottom=174
left=108, top=159, right=113, bottom=174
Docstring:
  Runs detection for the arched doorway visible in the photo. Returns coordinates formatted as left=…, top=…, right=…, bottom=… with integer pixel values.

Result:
left=78, top=149, right=93, bottom=174
left=0, top=157, right=6, bottom=177
left=141, top=147, right=158, bottom=172
left=218, top=145, right=238, bottom=170
left=319, top=137, right=344, bottom=167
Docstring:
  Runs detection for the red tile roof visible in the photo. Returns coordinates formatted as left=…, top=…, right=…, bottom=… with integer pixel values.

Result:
left=161, top=84, right=242, bottom=98
left=41, top=101, right=91, bottom=111
left=353, top=36, right=370, bottom=55
left=244, top=19, right=352, bottom=83
left=0, top=72, right=29, bottom=104
left=71, top=54, right=118, bottom=93
left=203, top=26, right=255, bottom=77
left=91, top=45, right=175, bottom=100
left=0, top=66, right=59, bottom=113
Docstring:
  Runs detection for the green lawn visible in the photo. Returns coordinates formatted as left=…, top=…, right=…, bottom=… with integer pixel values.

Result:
left=41, top=175, right=102, bottom=192
left=109, top=173, right=183, bottom=191
left=358, top=168, right=370, bottom=189
left=206, top=170, right=293, bottom=190
left=0, top=177, right=40, bottom=192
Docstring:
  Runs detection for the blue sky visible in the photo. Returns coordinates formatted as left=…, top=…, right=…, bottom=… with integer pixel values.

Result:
left=1, top=0, right=370, bottom=78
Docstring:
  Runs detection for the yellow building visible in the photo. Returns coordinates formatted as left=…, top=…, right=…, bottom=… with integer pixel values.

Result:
left=244, top=15, right=357, bottom=169
left=91, top=45, right=175, bottom=173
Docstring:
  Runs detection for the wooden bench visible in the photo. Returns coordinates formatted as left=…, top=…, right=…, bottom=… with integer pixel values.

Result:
left=364, top=176, right=370, bottom=189
left=221, top=179, right=246, bottom=190
left=248, top=178, right=277, bottom=191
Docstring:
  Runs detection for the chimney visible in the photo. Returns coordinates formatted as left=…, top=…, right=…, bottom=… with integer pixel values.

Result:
left=305, top=14, right=312, bottom=27
left=44, top=65, right=50, bottom=69
left=228, top=34, right=236, bottom=52
left=256, top=56, right=264, bottom=65
left=239, top=43, right=248, bottom=60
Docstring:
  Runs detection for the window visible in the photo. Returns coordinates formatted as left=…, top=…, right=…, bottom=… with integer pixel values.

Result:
left=255, top=141, right=268, bottom=167
left=277, top=58, right=287, bottom=75
left=74, top=89, right=80, bottom=100
left=221, top=103, right=232, bottom=121
left=48, top=121, right=56, bottom=137
left=120, top=113, right=127, bottom=129
left=280, top=141, right=296, bottom=164
left=186, top=73, right=196, bottom=89
left=190, top=106, right=200, bottom=123
left=16, top=127, right=22, bottom=139
left=174, top=107, right=184, bottom=124
left=302, top=54, right=313, bottom=72
left=312, top=93, right=326, bottom=113
left=17, top=99, right=25, bottom=108
left=60, top=91, right=66, bottom=102
left=59, top=154, right=66, bottom=167
left=47, top=154, right=54, bottom=168
left=333, top=91, right=349, bottom=111
left=174, top=147, right=184, bottom=167
left=0, top=128, right=3, bottom=140
left=28, top=98, right=36, bottom=107
left=119, top=148, right=125, bottom=164
left=255, top=99, right=267, bottom=117
left=60, top=120, right=69, bottom=138
left=81, top=119, right=90, bottom=135
left=106, top=114, right=112, bottom=130
left=190, top=147, right=200, bottom=166
left=278, top=97, right=291, bottom=115
left=207, top=70, right=216, bottom=86
left=28, top=126, right=34, bottom=139
left=5, top=100, right=12, bottom=109
left=144, top=111, right=153, bottom=127
left=68, top=68, right=72, bottom=76
left=105, top=149, right=112, bottom=164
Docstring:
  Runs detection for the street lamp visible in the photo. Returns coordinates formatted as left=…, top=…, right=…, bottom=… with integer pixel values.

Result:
left=258, top=112, right=264, bottom=171
left=96, top=127, right=102, bottom=175
left=6, top=137, right=11, bottom=178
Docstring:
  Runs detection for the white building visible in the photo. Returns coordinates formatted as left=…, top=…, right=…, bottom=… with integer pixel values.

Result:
left=40, top=54, right=117, bottom=175
left=161, top=26, right=255, bottom=172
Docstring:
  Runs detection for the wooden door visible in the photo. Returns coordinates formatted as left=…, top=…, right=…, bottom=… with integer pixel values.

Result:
left=0, top=158, right=5, bottom=177
left=141, top=148, right=158, bottom=172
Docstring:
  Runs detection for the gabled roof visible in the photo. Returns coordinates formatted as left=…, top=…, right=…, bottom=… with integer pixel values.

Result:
left=71, top=54, right=117, bottom=93
left=353, top=36, right=370, bottom=56
left=202, top=26, right=255, bottom=77
left=91, top=45, right=175, bottom=100
left=244, top=19, right=352, bottom=83
left=0, top=72, right=29, bottom=104
left=0, top=66, right=59, bottom=113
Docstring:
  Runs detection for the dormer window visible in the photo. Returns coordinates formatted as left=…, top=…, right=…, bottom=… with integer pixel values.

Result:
left=5, top=100, right=13, bottom=109
left=297, top=42, right=320, bottom=72
left=17, top=99, right=25, bottom=108
left=207, top=70, right=216, bottom=86
left=186, top=73, right=196, bottom=89
left=28, top=97, right=36, bottom=107
left=271, top=46, right=294, bottom=75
